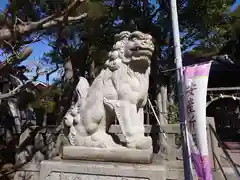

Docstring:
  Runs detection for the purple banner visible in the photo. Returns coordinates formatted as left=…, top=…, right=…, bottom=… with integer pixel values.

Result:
left=191, top=154, right=212, bottom=180
left=183, top=61, right=213, bottom=180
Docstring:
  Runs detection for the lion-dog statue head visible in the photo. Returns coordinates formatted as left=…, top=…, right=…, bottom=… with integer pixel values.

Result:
left=105, top=31, right=154, bottom=72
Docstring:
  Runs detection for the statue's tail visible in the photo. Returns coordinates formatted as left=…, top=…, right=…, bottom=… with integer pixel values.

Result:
left=63, top=77, right=90, bottom=127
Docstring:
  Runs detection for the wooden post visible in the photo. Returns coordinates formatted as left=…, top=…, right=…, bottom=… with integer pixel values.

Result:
left=207, top=117, right=220, bottom=170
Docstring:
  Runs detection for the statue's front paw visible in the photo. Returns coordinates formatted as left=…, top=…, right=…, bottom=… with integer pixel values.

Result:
left=90, top=132, right=120, bottom=148
left=84, top=138, right=106, bottom=148
left=127, top=136, right=152, bottom=150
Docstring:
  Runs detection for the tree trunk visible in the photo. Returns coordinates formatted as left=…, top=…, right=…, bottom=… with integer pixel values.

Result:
left=59, top=57, right=75, bottom=119
left=161, top=84, right=168, bottom=123
left=60, top=43, right=89, bottom=119
left=157, top=88, right=169, bottom=125
left=88, top=58, right=95, bottom=84
left=167, top=31, right=175, bottom=106
left=157, top=91, right=164, bottom=124
left=168, top=75, right=175, bottom=105
left=156, top=73, right=168, bottom=125
left=63, top=57, right=74, bottom=83
left=149, top=46, right=171, bottom=157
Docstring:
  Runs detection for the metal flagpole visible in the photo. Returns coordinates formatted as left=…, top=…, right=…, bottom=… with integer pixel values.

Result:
left=170, top=0, right=194, bottom=179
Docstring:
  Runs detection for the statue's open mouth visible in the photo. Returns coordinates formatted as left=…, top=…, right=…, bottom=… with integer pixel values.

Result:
left=130, top=46, right=154, bottom=52
left=130, top=46, right=154, bottom=59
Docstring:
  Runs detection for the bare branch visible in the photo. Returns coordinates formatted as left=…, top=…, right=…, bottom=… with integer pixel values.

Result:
left=0, top=14, right=87, bottom=42
left=42, top=13, right=87, bottom=29
left=150, top=7, right=161, bottom=21
left=0, top=0, right=87, bottom=42
left=37, top=0, right=85, bottom=27
left=16, top=17, right=27, bottom=25
left=20, top=33, right=44, bottom=45
left=4, top=40, right=18, bottom=55
left=0, top=47, right=32, bottom=74
left=9, top=73, right=23, bottom=86
left=0, top=64, right=43, bottom=100
left=46, top=64, right=59, bottom=82
left=0, top=77, right=31, bottom=100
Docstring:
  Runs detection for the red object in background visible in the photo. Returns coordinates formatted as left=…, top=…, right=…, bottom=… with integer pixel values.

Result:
left=34, top=82, right=47, bottom=90
left=143, top=0, right=148, bottom=8
left=223, top=142, right=240, bottom=150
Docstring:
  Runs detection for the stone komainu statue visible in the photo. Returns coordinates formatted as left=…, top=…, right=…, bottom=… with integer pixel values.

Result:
left=63, top=31, right=154, bottom=150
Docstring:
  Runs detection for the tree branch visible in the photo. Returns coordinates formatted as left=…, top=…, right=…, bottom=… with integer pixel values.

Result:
left=0, top=65, right=42, bottom=100
left=37, top=0, right=85, bottom=27
left=150, top=7, right=161, bottom=21
left=0, top=77, right=30, bottom=100
left=0, top=47, right=32, bottom=74
left=46, top=64, right=59, bottom=83
left=42, top=13, right=87, bottom=29
left=0, top=0, right=87, bottom=42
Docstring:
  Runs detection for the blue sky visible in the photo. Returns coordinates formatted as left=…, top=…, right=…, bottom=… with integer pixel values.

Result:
left=0, top=0, right=240, bottom=83
left=232, top=0, right=240, bottom=11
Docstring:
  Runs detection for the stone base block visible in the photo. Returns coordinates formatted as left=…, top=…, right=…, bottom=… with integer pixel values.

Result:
left=62, top=146, right=153, bottom=164
left=39, top=160, right=166, bottom=180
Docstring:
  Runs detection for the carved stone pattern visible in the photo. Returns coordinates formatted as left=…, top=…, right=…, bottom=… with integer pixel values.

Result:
left=46, top=172, right=148, bottom=180
left=14, top=171, right=39, bottom=180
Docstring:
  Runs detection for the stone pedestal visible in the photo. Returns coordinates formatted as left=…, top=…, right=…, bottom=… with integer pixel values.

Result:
left=39, top=160, right=166, bottom=180
left=62, top=146, right=153, bottom=164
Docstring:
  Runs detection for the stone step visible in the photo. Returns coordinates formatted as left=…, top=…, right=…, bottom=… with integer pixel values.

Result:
left=166, top=167, right=239, bottom=180
left=165, top=160, right=238, bottom=180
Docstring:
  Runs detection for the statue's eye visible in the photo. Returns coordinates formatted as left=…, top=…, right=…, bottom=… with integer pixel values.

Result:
left=130, top=36, right=137, bottom=41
